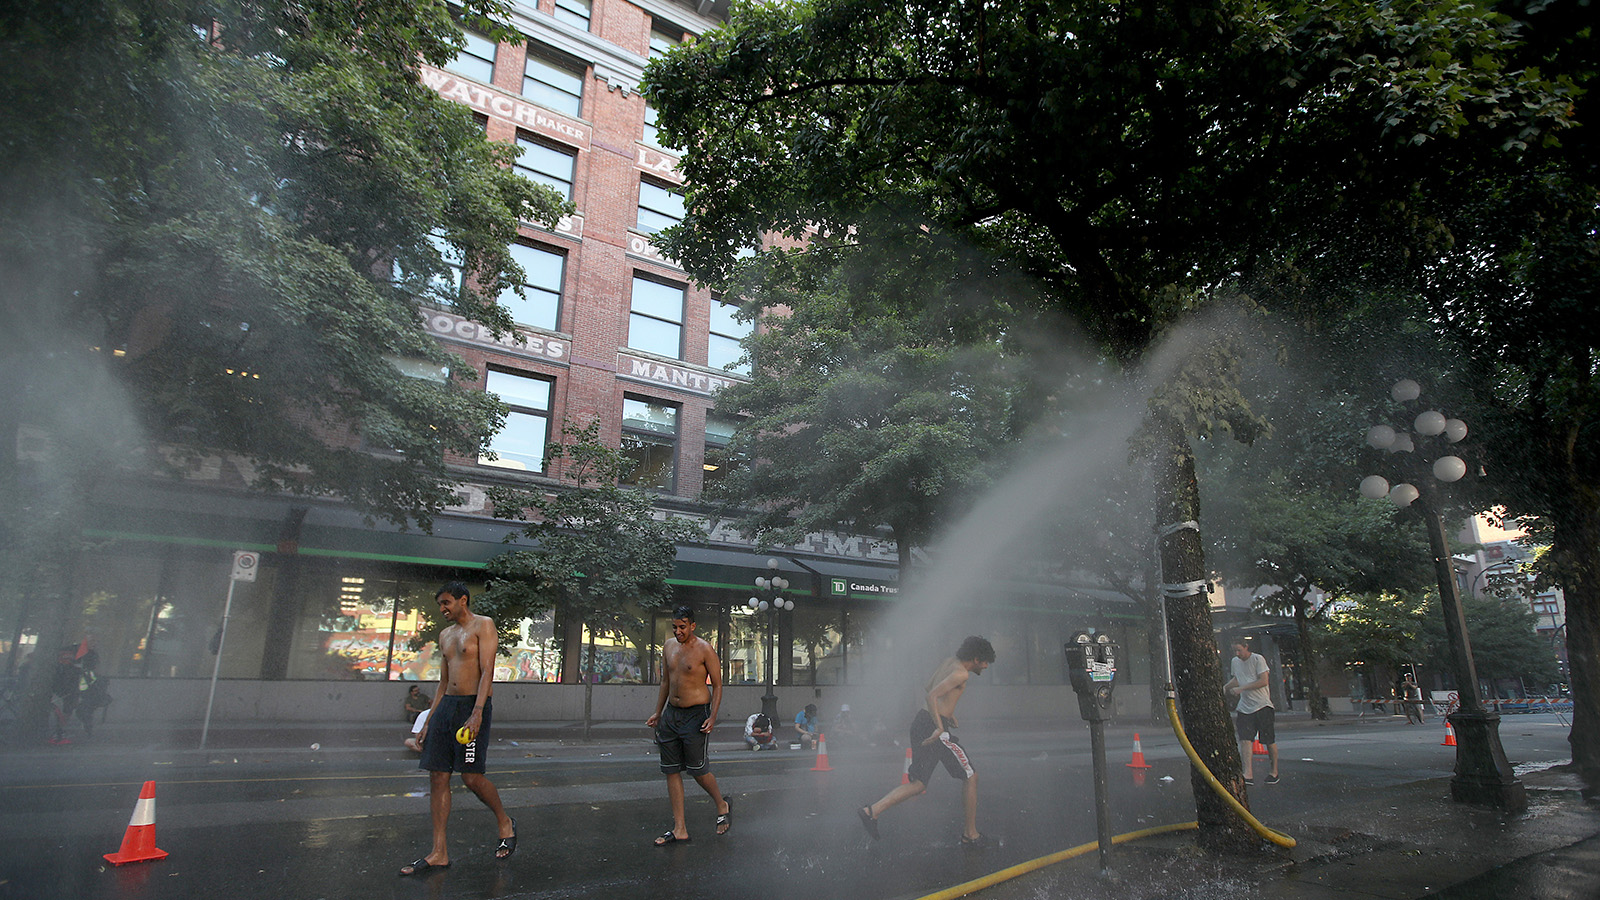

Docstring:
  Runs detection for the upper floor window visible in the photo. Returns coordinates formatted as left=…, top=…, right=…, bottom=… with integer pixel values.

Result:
left=552, top=0, right=592, bottom=31
left=446, top=30, right=497, bottom=83
left=523, top=52, right=584, bottom=118
left=481, top=369, right=553, bottom=472
left=621, top=396, right=678, bottom=491
left=394, top=231, right=465, bottom=304
left=649, top=23, right=683, bottom=58
left=636, top=179, right=684, bottom=234
left=708, top=298, right=750, bottom=375
left=498, top=242, right=564, bottom=331
left=514, top=135, right=576, bottom=201
left=702, top=415, right=743, bottom=496
left=629, top=276, right=684, bottom=359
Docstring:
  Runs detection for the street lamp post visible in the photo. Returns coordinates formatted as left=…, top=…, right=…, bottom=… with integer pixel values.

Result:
left=747, top=559, right=792, bottom=722
left=1359, top=379, right=1526, bottom=810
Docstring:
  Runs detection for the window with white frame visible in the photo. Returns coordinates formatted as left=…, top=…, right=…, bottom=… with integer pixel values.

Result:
left=621, top=396, right=678, bottom=491
left=636, top=179, right=684, bottom=234
left=481, top=369, right=553, bottom=472
left=445, top=30, right=497, bottom=83
left=628, top=275, right=684, bottom=359
left=552, top=0, right=591, bottom=31
left=514, top=135, right=576, bottom=201
left=708, top=297, right=750, bottom=375
left=523, top=52, right=584, bottom=118
left=498, top=242, right=564, bottom=331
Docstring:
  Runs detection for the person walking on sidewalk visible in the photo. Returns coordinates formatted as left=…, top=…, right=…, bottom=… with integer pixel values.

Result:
left=646, top=605, right=731, bottom=845
left=858, top=636, right=995, bottom=846
left=1224, top=640, right=1279, bottom=785
left=398, top=582, right=517, bottom=876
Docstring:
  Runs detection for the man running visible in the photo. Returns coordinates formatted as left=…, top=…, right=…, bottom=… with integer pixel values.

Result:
left=399, top=582, right=517, bottom=875
left=858, top=636, right=995, bottom=845
left=646, top=605, right=731, bottom=845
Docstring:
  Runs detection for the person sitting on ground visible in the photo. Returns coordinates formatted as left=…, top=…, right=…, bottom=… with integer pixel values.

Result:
left=744, top=712, right=776, bottom=750
left=794, top=703, right=821, bottom=750
left=404, top=705, right=431, bottom=753
left=403, top=684, right=431, bottom=723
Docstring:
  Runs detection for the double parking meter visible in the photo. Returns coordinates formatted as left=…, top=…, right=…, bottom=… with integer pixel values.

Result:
left=1065, top=630, right=1118, bottom=721
left=1065, top=629, right=1119, bottom=875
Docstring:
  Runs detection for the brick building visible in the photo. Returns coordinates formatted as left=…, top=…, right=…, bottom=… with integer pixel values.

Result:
left=25, top=0, right=1150, bottom=727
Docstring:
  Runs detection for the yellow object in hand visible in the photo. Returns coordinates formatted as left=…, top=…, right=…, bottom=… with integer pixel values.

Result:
left=455, top=725, right=474, bottom=745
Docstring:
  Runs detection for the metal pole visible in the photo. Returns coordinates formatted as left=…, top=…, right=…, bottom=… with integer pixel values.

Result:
left=199, top=577, right=237, bottom=750
left=1417, top=484, right=1526, bottom=809
left=1088, top=717, right=1114, bottom=876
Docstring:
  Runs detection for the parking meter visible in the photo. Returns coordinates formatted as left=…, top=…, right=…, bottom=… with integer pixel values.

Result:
left=1066, top=630, right=1119, bottom=876
left=1066, top=631, right=1118, bottom=722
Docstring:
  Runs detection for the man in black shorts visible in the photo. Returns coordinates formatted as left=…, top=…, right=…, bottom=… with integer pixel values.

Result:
left=645, top=606, right=730, bottom=845
left=399, top=584, right=516, bottom=876
left=859, top=636, right=995, bottom=846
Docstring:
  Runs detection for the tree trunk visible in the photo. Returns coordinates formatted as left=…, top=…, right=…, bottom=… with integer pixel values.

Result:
left=1153, top=423, right=1257, bottom=852
left=1294, top=600, right=1328, bottom=720
left=583, top=629, right=596, bottom=742
left=1549, top=507, right=1600, bottom=792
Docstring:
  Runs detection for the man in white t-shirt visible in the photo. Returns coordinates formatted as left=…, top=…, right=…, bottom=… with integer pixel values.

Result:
left=1223, top=641, right=1278, bottom=785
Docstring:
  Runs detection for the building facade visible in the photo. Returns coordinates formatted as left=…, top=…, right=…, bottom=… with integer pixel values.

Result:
left=9, top=0, right=1157, bottom=727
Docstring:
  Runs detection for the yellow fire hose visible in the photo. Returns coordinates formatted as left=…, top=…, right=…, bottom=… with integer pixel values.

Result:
left=1165, top=693, right=1296, bottom=849
left=910, top=689, right=1292, bottom=900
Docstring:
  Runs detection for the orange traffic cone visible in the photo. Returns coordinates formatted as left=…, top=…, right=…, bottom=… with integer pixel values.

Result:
left=1126, top=733, right=1153, bottom=769
left=104, top=780, right=168, bottom=866
left=810, top=732, right=834, bottom=771
left=1441, top=721, right=1457, bottom=747
left=1252, top=739, right=1268, bottom=756
left=901, top=746, right=913, bottom=784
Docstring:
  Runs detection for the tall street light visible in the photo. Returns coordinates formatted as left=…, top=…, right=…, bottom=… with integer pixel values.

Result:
left=1359, top=378, right=1526, bottom=809
left=747, top=559, right=792, bottom=722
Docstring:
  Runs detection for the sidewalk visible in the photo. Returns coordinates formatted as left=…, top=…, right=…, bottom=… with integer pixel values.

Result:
left=1029, top=764, right=1600, bottom=900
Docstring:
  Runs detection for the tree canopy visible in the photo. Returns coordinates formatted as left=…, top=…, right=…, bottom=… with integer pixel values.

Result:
left=644, top=0, right=1582, bottom=835
left=1, top=0, right=569, bottom=528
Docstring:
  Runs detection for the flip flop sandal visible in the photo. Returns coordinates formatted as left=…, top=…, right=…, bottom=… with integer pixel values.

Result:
left=716, top=799, right=731, bottom=835
left=857, top=806, right=880, bottom=840
left=495, top=817, right=518, bottom=859
left=399, top=857, right=450, bottom=876
left=654, top=830, right=690, bottom=846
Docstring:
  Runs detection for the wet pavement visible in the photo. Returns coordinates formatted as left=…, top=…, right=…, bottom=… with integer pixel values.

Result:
left=1, top=711, right=1594, bottom=899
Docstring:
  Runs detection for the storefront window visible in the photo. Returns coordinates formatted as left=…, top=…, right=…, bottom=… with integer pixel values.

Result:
left=790, top=605, right=843, bottom=685
left=726, top=607, right=766, bottom=686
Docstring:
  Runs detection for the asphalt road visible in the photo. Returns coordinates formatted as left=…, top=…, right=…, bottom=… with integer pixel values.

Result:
left=0, top=713, right=1578, bottom=900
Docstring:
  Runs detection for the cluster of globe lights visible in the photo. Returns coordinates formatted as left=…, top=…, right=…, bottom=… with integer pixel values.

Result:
left=1359, top=379, right=1470, bottom=507
left=748, top=560, right=793, bottom=612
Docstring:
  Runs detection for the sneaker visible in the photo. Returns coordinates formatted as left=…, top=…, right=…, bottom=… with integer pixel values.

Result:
left=1266, top=774, right=1280, bottom=785
left=1243, top=778, right=1254, bottom=786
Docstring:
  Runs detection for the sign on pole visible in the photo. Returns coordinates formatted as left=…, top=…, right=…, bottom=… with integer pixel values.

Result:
left=231, top=550, right=259, bottom=582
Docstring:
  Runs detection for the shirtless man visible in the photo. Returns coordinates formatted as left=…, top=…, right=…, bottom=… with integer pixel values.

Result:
left=858, top=636, right=996, bottom=846
left=399, top=582, right=517, bottom=876
left=645, top=605, right=731, bottom=845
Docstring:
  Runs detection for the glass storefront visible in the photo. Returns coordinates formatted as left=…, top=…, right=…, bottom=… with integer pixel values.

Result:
left=21, top=539, right=1131, bottom=691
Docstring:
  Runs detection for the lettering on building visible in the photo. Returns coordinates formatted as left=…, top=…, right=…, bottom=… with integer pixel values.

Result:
left=619, top=353, right=740, bottom=397
left=626, top=232, right=682, bottom=269
left=424, top=311, right=568, bottom=362
left=636, top=146, right=681, bottom=181
left=419, top=65, right=590, bottom=150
